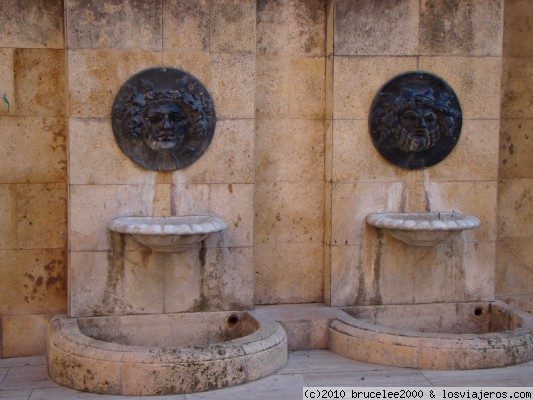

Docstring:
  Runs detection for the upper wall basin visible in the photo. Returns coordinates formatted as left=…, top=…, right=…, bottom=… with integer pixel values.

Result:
left=109, top=215, right=228, bottom=252
left=366, top=212, right=480, bottom=246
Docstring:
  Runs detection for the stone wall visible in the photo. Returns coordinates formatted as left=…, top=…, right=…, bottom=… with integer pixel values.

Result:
left=325, top=0, right=503, bottom=306
left=253, top=0, right=326, bottom=304
left=0, top=1, right=68, bottom=357
left=496, top=0, right=533, bottom=313
left=0, top=0, right=530, bottom=358
left=66, top=0, right=256, bottom=317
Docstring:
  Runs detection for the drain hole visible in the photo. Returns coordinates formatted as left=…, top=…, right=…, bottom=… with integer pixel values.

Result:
left=227, top=313, right=239, bottom=327
left=474, top=307, right=483, bottom=316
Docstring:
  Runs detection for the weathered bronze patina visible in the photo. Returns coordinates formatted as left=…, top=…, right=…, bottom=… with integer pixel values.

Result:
left=369, top=71, right=462, bottom=169
left=112, top=67, right=216, bottom=171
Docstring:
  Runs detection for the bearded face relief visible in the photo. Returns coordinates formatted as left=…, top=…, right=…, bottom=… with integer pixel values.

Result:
left=396, top=106, right=440, bottom=153
left=369, top=72, right=462, bottom=170
left=143, top=101, right=190, bottom=152
left=112, top=68, right=216, bottom=171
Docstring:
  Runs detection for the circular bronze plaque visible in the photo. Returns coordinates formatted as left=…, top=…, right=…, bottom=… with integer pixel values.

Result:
left=112, top=67, right=216, bottom=171
left=369, top=71, right=462, bottom=169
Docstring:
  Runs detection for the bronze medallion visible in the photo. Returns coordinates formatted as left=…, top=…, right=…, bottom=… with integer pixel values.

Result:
left=369, top=71, right=462, bottom=169
left=112, top=67, right=216, bottom=171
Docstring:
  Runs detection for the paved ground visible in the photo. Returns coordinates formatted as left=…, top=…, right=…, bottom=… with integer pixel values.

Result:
left=0, top=350, right=531, bottom=399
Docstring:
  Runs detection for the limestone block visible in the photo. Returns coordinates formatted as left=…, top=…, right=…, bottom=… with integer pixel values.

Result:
left=210, top=0, right=255, bottom=53
left=255, top=119, right=325, bottom=183
left=68, top=49, right=161, bottom=118
left=334, top=0, right=419, bottom=56
left=329, top=245, right=362, bottom=306
left=501, top=58, right=533, bottom=119
left=289, top=57, right=325, bottom=119
left=161, top=244, right=203, bottom=313
left=497, top=179, right=533, bottom=238
left=420, top=0, right=503, bottom=56
left=331, top=181, right=404, bottom=246
left=163, top=0, right=209, bottom=52
left=419, top=56, right=502, bottom=119
left=66, top=0, right=162, bottom=50
left=0, top=116, right=66, bottom=184
left=257, top=0, right=326, bottom=56
left=503, top=0, right=533, bottom=57
left=208, top=184, right=254, bottom=248
left=163, top=51, right=212, bottom=88
left=0, top=249, right=66, bottom=315
left=185, top=119, right=254, bottom=184
left=1, top=314, right=52, bottom=357
left=496, top=237, right=533, bottom=297
left=425, top=120, right=500, bottom=182
left=171, top=183, right=210, bottom=215
left=333, top=56, right=417, bottom=120
left=13, top=49, right=66, bottom=117
left=69, top=118, right=156, bottom=185
left=0, top=185, right=17, bottom=249
left=15, top=183, right=67, bottom=249
left=255, top=55, right=291, bottom=118
left=0, top=49, right=14, bottom=116
left=425, top=181, right=497, bottom=242
left=68, top=251, right=119, bottom=317
left=499, top=119, right=533, bottom=179
left=255, top=181, right=324, bottom=244
left=0, top=0, right=64, bottom=48
left=211, top=53, right=254, bottom=119
left=254, top=243, right=323, bottom=304
left=69, top=184, right=154, bottom=251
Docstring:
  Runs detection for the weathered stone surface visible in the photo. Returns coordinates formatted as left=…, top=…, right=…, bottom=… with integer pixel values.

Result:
left=499, top=119, right=533, bottom=179
left=13, top=49, right=66, bottom=117
left=501, top=57, right=533, bottom=119
left=0, top=249, right=66, bottom=315
left=503, top=0, right=533, bottom=57
left=68, top=49, right=161, bottom=118
left=210, top=0, right=255, bottom=53
left=255, top=119, right=324, bottom=183
left=255, top=182, right=324, bottom=244
left=254, top=243, right=323, bottom=304
left=334, top=0, right=419, bottom=56
left=66, top=0, right=162, bottom=50
left=0, top=117, right=66, bottom=184
left=496, top=237, right=533, bottom=298
left=163, top=0, right=208, bottom=52
left=1, top=314, right=52, bottom=358
left=420, top=0, right=503, bottom=56
left=497, top=179, right=533, bottom=238
left=0, top=49, right=14, bottom=116
left=47, top=314, right=287, bottom=395
left=419, top=56, right=502, bottom=119
left=329, top=301, right=533, bottom=370
left=211, top=53, right=255, bottom=119
left=257, top=0, right=326, bottom=56
left=0, top=0, right=64, bottom=48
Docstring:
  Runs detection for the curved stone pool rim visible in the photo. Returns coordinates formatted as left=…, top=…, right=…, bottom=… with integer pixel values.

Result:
left=47, top=313, right=287, bottom=396
left=329, top=301, right=533, bottom=370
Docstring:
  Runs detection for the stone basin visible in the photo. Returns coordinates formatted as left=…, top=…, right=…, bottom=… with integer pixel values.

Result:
left=366, top=212, right=480, bottom=246
left=47, top=311, right=287, bottom=395
left=109, top=215, right=228, bottom=252
left=329, top=301, right=533, bottom=370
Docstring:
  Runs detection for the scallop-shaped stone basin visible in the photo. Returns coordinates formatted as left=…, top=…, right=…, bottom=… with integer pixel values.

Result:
left=366, top=212, right=480, bottom=246
left=109, top=215, right=228, bottom=252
